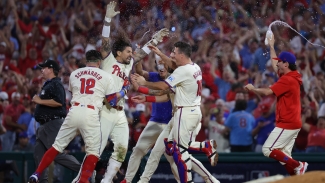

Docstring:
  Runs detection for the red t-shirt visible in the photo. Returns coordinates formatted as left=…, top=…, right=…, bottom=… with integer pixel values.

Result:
left=2, top=104, right=25, bottom=131
left=269, top=71, right=302, bottom=129
left=307, top=126, right=325, bottom=149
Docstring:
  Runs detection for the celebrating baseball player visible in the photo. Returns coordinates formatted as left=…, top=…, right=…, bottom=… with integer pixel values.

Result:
left=28, top=50, right=122, bottom=183
left=120, top=56, right=181, bottom=183
left=96, top=2, right=170, bottom=183
left=244, top=33, right=308, bottom=175
left=130, top=76, right=220, bottom=183
left=132, top=42, right=218, bottom=183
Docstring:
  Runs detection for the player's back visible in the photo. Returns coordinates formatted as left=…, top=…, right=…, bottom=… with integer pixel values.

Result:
left=69, top=67, right=115, bottom=110
left=167, top=63, right=202, bottom=107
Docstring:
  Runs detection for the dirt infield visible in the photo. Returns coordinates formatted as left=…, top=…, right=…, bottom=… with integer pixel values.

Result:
left=271, top=171, right=325, bottom=183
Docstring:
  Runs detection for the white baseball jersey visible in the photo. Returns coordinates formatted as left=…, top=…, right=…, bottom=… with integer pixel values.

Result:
left=208, top=121, right=229, bottom=152
left=101, top=52, right=134, bottom=107
left=165, top=63, right=202, bottom=106
left=69, top=67, right=115, bottom=110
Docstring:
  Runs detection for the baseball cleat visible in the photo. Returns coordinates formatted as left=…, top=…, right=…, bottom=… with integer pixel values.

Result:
left=28, top=172, right=40, bottom=183
left=294, top=162, right=308, bottom=175
left=205, top=140, right=218, bottom=166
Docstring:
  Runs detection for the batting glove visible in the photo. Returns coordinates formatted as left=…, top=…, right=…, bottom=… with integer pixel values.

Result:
left=151, top=28, right=169, bottom=45
left=104, top=1, right=120, bottom=22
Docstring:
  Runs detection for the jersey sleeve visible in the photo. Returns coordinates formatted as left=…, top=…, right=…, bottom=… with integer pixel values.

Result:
left=68, top=77, right=72, bottom=92
left=101, top=52, right=114, bottom=73
left=269, top=77, right=289, bottom=97
left=164, top=67, right=187, bottom=88
left=104, top=75, right=116, bottom=95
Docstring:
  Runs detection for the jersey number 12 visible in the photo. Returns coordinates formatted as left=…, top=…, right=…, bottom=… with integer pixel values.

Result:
left=80, top=78, right=95, bottom=94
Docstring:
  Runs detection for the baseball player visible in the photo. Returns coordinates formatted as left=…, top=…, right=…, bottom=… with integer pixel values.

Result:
left=244, top=34, right=308, bottom=175
left=130, top=78, right=220, bottom=183
left=97, top=2, right=170, bottom=183
left=132, top=41, right=218, bottom=183
left=120, top=57, right=181, bottom=183
left=28, top=50, right=124, bottom=183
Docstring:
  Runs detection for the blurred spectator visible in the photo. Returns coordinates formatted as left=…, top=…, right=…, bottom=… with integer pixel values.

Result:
left=302, top=115, right=325, bottom=153
left=17, top=94, right=33, bottom=134
left=1, top=91, right=25, bottom=151
left=13, top=131, right=33, bottom=152
left=224, top=95, right=255, bottom=152
left=204, top=107, right=230, bottom=153
left=26, top=117, right=39, bottom=146
left=251, top=104, right=276, bottom=152
left=131, top=104, right=148, bottom=145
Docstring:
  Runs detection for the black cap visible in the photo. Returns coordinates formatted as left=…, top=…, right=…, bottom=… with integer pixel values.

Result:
left=38, top=59, right=60, bottom=72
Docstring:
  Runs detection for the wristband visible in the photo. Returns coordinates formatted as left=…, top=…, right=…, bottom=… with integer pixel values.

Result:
left=102, top=25, right=110, bottom=38
left=138, top=86, right=149, bottom=94
left=142, top=45, right=151, bottom=54
left=119, top=90, right=126, bottom=98
left=152, top=39, right=158, bottom=45
left=104, top=17, right=111, bottom=23
left=145, top=96, right=156, bottom=102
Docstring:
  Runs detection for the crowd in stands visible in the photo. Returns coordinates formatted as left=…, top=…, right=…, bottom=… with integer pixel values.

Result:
left=0, top=0, right=325, bottom=159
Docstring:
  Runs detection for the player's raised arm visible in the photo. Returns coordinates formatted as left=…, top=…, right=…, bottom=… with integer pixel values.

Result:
left=134, top=60, right=149, bottom=80
left=148, top=45, right=177, bottom=70
left=267, top=32, right=278, bottom=73
left=100, top=1, right=120, bottom=58
left=133, top=28, right=170, bottom=64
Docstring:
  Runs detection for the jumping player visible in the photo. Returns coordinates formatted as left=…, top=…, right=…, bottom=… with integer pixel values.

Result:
left=132, top=42, right=218, bottom=183
left=98, top=2, right=169, bottom=183
left=244, top=35, right=308, bottom=175
left=28, top=50, right=125, bottom=183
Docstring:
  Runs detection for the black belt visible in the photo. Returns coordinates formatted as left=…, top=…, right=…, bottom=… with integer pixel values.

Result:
left=37, top=116, right=65, bottom=124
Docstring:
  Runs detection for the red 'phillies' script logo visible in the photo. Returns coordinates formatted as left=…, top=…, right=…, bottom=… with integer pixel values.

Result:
left=112, top=65, right=128, bottom=80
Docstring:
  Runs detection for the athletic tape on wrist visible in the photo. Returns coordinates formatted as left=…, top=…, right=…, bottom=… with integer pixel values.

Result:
left=142, top=45, right=151, bottom=54
left=138, top=86, right=149, bottom=94
left=104, top=17, right=111, bottom=23
left=145, top=96, right=156, bottom=102
left=102, top=25, right=110, bottom=38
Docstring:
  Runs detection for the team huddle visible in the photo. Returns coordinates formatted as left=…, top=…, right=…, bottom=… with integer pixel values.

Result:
left=28, top=1, right=308, bottom=183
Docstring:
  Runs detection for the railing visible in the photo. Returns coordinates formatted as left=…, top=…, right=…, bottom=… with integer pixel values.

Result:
left=0, top=152, right=324, bottom=183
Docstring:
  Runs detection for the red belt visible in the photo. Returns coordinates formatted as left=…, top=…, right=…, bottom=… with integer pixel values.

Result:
left=111, top=106, right=123, bottom=111
left=74, top=102, right=95, bottom=110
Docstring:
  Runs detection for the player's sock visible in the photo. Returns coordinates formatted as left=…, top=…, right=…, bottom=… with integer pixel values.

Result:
left=78, top=155, right=99, bottom=183
left=101, top=158, right=122, bottom=183
left=283, top=163, right=295, bottom=176
left=35, top=147, right=59, bottom=174
left=269, top=149, right=300, bottom=168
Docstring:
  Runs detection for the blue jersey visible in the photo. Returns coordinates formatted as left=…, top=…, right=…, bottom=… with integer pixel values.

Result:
left=225, top=111, right=255, bottom=146
left=148, top=72, right=172, bottom=124
left=254, top=113, right=275, bottom=145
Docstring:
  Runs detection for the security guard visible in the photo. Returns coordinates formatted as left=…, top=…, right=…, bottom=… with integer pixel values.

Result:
left=32, top=59, right=81, bottom=183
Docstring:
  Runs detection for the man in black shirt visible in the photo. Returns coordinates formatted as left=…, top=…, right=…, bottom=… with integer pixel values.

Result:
left=32, top=59, right=81, bottom=183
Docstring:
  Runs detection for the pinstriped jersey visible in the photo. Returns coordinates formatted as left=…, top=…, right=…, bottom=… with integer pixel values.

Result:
left=69, top=67, right=115, bottom=111
left=101, top=52, right=134, bottom=107
left=164, top=63, right=202, bottom=107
